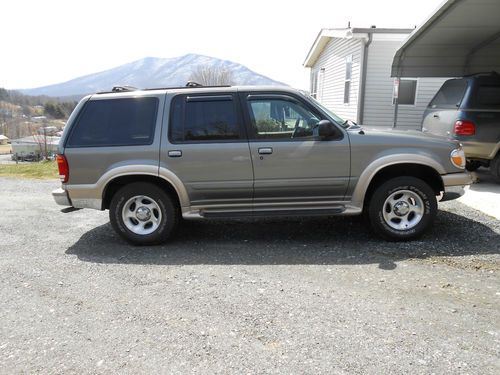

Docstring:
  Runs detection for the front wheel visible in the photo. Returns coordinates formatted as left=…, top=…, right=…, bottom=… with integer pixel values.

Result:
left=368, top=177, right=437, bottom=241
left=109, top=182, right=179, bottom=245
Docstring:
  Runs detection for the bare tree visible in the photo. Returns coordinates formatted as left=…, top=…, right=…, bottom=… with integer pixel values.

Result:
left=189, top=65, right=234, bottom=86
left=29, top=124, right=49, bottom=160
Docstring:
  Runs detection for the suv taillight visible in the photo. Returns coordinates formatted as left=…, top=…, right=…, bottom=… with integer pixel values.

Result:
left=454, top=120, right=475, bottom=136
left=56, top=154, right=69, bottom=183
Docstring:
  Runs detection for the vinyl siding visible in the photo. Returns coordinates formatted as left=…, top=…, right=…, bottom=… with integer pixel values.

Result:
left=311, top=38, right=362, bottom=122
left=363, top=40, right=447, bottom=129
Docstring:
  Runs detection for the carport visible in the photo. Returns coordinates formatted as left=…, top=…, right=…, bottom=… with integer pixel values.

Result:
left=391, top=0, right=500, bottom=126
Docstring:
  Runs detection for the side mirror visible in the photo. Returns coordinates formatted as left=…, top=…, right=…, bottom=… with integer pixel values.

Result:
left=316, top=120, right=337, bottom=139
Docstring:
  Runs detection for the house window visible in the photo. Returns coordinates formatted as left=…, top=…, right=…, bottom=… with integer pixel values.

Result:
left=344, top=55, right=352, bottom=104
left=393, top=79, right=417, bottom=105
left=310, top=70, right=318, bottom=98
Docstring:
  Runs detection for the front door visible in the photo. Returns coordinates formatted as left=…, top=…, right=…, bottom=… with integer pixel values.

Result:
left=240, top=92, right=350, bottom=210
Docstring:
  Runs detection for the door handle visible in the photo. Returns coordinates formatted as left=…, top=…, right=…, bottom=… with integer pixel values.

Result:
left=433, top=114, right=440, bottom=119
left=258, top=147, right=273, bottom=155
left=168, top=150, right=182, bottom=157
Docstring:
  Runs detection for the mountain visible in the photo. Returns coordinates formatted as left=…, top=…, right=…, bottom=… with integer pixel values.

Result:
left=21, top=54, right=287, bottom=97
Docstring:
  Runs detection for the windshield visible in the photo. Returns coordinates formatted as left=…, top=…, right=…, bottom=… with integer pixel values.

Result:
left=300, top=92, right=347, bottom=128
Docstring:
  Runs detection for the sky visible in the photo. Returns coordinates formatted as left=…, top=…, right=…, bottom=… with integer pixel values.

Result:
left=1, top=0, right=443, bottom=91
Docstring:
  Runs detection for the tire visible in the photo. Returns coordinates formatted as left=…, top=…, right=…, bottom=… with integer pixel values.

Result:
left=466, top=160, right=481, bottom=172
left=368, top=177, right=437, bottom=241
left=109, top=182, right=179, bottom=245
left=491, top=153, right=500, bottom=182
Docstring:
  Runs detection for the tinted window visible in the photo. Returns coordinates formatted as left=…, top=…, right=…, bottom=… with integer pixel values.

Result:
left=67, top=97, right=158, bottom=147
left=170, top=95, right=241, bottom=142
left=474, top=85, right=500, bottom=109
left=429, top=79, right=468, bottom=108
left=248, top=98, right=320, bottom=140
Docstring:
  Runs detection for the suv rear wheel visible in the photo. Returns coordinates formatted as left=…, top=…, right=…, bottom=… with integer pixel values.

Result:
left=368, top=177, right=437, bottom=241
left=109, top=182, right=179, bottom=245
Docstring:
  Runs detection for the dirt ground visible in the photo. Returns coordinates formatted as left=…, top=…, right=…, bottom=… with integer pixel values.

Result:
left=0, top=177, right=498, bottom=374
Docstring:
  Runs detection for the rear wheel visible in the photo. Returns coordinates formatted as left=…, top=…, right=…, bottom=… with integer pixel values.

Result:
left=368, top=177, right=437, bottom=241
left=109, top=182, right=179, bottom=245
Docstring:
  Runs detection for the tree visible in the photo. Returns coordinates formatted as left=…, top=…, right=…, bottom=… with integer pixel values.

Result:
left=44, top=102, right=65, bottom=119
left=188, top=65, right=234, bottom=86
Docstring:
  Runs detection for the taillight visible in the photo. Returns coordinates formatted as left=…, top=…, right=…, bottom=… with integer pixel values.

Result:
left=454, top=120, right=475, bottom=136
left=56, top=154, right=69, bottom=183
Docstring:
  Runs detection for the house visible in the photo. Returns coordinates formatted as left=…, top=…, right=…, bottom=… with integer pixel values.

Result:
left=303, top=27, right=447, bottom=130
left=10, top=136, right=60, bottom=156
left=0, top=134, right=9, bottom=145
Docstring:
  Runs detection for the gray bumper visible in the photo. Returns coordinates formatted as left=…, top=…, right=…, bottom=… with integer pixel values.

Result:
left=439, top=172, right=472, bottom=202
left=52, top=188, right=71, bottom=206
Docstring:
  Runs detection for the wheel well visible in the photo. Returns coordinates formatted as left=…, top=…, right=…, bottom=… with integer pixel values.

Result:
left=102, top=175, right=180, bottom=210
left=363, top=164, right=444, bottom=207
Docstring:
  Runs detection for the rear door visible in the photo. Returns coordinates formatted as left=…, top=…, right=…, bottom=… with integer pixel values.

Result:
left=465, top=83, right=500, bottom=158
left=240, top=91, right=350, bottom=209
left=160, top=92, right=253, bottom=208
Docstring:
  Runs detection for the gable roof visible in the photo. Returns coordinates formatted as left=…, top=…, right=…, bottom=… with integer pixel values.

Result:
left=304, top=27, right=414, bottom=68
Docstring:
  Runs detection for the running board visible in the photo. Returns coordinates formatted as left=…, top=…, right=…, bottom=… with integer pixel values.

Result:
left=203, top=207, right=345, bottom=219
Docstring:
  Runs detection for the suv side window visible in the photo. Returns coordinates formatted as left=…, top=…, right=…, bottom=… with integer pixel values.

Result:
left=246, top=96, right=320, bottom=140
left=66, top=97, right=158, bottom=147
left=169, top=94, right=243, bottom=142
left=474, top=85, right=500, bottom=109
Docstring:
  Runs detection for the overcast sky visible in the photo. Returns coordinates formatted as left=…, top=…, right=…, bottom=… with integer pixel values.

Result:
left=1, top=0, right=443, bottom=91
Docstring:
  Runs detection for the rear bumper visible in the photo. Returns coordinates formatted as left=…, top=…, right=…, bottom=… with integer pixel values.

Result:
left=52, top=188, right=71, bottom=206
left=462, top=140, right=498, bottom=160
left=439, top=172, right=472, bottom=202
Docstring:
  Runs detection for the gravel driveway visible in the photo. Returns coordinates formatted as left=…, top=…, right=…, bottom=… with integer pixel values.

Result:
left=0, top=177, right=499, bottom=374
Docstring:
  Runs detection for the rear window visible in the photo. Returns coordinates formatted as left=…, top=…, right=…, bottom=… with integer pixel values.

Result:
left=474, top=85, right=500, bottom=109
left=429, top=79, right=468, bottom=109
left=66, top=97, right=158, bottom=147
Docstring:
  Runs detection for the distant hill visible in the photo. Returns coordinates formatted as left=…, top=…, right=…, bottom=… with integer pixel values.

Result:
left=21, top=54, right=287, bottom=97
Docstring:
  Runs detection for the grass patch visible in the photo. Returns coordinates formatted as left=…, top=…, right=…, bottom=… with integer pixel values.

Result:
left=0, top=160, right=58, bottom=179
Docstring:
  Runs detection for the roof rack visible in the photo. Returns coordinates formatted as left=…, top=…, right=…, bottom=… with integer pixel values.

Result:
left=185, top=81, right=203, bottom=87
left=96, top=83, right=233, bottom=95
left=111, top=85, right=139, bottom=92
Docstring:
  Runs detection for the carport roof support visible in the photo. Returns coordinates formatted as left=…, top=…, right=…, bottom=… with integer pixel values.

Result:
left=391, top=0, right=500, bottom=77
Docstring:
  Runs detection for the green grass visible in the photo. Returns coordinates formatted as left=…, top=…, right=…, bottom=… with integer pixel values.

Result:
left=0, top=160, right=58, bottom=179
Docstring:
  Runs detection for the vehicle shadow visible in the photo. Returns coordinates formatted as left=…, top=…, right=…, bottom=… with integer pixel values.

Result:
left=65, top=209, right=500, bottom=270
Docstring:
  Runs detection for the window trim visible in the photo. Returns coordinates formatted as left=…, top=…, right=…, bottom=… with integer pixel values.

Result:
left=167, top=93, right=247, bottom=144
left=393, top=78, right=419, bottom=107
left=65, top=96, right=159, bottom=148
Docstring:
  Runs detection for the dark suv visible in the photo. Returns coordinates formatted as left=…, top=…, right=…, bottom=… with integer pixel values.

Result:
left=422, top=72, right=500, bottom=179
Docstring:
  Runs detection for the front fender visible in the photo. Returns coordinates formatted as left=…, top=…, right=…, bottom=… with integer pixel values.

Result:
left=350, top=154, right=446, bottom=208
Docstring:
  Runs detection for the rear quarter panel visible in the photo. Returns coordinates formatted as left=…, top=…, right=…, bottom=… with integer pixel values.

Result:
left=60, top=93, right=165, bottom=185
